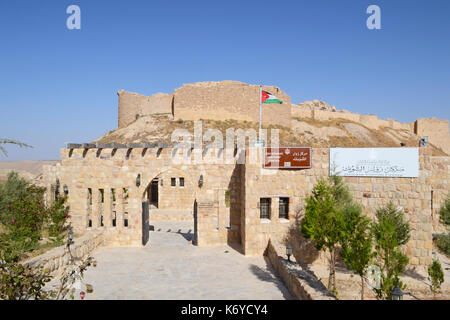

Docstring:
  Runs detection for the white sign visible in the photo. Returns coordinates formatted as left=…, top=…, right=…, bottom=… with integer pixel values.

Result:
left=330, top=148, right=419, bottom=178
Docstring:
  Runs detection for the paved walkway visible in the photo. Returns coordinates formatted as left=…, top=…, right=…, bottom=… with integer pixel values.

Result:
left=81, top=221, right=293, bottom=300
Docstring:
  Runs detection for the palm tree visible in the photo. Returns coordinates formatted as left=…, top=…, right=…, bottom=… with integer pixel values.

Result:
left=0, top=139, right=32, bottom=156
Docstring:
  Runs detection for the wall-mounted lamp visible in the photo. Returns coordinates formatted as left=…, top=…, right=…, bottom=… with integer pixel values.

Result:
left=55, top=179, right=60, bottom=199
left=63, top=185, right=69, bottom=195
left=419, top=136, right=428, bottom=147
left=136, top=174, right=141, bottom=187
left=198, top=175, right=204, bottom=188
left=68, top=227, right=74, bottom=246
left=286, top=244, right=292, bottom=262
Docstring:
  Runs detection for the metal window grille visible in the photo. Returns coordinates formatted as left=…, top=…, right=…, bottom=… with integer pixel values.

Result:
left=279, top=197, right=289, bottom=219
left=260, top=198, right=271, bottom=219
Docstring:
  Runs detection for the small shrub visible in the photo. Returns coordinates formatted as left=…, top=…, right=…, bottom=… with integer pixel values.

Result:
left=225, top=190, right=230, bottom=208
left=428, top=258, right=444, bottom=297
left=372, top=201, right=410, bottom=300
left=0, top=250, right=96, bottom=300
left=46, top=196, right=70, bottom=237
left=301, top=175, right=355, bottom=296
left=0, top=172, right=70, bottom=262
left=439, top=194, right=450, bottom=226
left=0, top=253, right=52, bottom=300
left=434, top=232, right=450, bottom=257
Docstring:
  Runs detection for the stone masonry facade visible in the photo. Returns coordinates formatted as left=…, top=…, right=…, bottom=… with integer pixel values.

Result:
left=43, top=144, right=449, bottom=272
left=41, top=80, right=450, bottom=273
left=118, top=81, right=292, bottom=129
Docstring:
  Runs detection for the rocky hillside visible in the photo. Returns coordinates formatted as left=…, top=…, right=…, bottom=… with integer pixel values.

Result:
left=95, top=110, right=447, bottom=156
left=0, top=160, right=59, bottom=185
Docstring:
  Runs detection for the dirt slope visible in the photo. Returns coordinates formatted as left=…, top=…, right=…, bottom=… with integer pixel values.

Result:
left=95, top=114, right=447, bottom=156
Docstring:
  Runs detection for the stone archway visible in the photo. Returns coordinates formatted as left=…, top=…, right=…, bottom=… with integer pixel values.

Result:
left=142, top=167, right=198, bottom=217
left=141, top=167, right=202, bottom=246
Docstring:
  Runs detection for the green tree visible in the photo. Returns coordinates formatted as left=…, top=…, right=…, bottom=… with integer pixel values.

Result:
left=372, top=201, right=410, bottom=300
left=434, top=233, right=450, bottom=257
left=428, top=258, right=444, bottom=298
left=434, top=195, right=450, bottom=257
left=340, top=203, right=374, bottom=300
left=0, top=172, right=69, bottom=262
left=439, top=194, right=450, bottom=226
left=301, top=175, right=354, bottom=295
left=0, top=139, right=32, bottom=157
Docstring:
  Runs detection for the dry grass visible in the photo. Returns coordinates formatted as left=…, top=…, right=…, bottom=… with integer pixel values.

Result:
left=95, top=115, right=448, bottom=155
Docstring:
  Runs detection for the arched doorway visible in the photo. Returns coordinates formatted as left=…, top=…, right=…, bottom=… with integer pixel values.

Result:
left=147, top=178, right=159, bottom=208
left=141, top=168, right=200, bottom=246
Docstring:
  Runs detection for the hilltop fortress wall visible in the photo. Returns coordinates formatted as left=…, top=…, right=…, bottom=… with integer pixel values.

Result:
left=173, top=81, right=291, bottom=128
left=118, top=81, right=450, bottom=154
left=118, top=81, right=291, bottom=129
left=292, top=102, right=450, bottom=154
left=118, top=90, right=173, bottom=128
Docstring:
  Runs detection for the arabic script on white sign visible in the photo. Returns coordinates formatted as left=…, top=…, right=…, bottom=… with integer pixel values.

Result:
left=330, top=148, right=419, bottom=178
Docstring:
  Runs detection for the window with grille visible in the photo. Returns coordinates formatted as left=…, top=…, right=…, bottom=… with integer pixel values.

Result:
left=180, top=177, right=185, bottom=187
left=260, top=198, right=271, bottom=219
left=88, top=188, right=92, bottom=205
left=279, top=197, right=289, bottom=219
left=171, top=177, right=176, bottom=187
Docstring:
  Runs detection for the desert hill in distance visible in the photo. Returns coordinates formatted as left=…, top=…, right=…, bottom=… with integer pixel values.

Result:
left=0, top=160, right=59, bottom=185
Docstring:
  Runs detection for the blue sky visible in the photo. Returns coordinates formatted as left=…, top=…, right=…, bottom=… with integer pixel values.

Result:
left=1, top=0, right=449, bottom=161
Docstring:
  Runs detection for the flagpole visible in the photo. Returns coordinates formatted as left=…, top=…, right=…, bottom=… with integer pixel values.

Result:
left=259, top=85, right=262, bottom=143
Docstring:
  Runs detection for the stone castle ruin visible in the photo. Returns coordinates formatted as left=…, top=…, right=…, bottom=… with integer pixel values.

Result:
left=118, top=80, right=450, bottom=154
left=42, top=80, right=450, bottom=273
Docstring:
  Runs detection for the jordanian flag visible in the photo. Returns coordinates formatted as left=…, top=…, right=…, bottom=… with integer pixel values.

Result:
left=261, top=90, right=283, bottom=104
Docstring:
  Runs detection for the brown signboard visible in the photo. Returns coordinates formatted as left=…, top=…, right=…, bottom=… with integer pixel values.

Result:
left=263, top=147, right=311, bottom=169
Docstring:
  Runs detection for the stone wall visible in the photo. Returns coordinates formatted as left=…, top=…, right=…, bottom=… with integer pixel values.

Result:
left=22, top=230, right=106, bottom=275
left=292, top=104, right=414, bottom=132
left=414, top=117, right=450, bottom=154
left=43, top=147, right=244, bottom=247
left=43, top=144, right=450, bottom=271
left=116, top=82, right=449, bottom=157
left=154, top=168, right=196, bottom=210
left=173, top=81, right=291, bottom=128
left=241, top=147, right=449, bottom=271
left=265, top=239, right=336, bottom=300
left=118, top=81, right=292, bottom=129
left=292, top=104, right=450, bottom=156
left=118, top=90, right=173, bottom=128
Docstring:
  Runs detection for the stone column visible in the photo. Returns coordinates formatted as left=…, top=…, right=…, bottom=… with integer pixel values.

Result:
left=86, top=188, right=92, bottom=228
left=104, top=188, right=112, bottom=228
left=128, top=187, right=142, bottom=245
left=116, top=188, right=124, bottom=229
left=271, top=197, right=278, bottom=223
left=195, top=200, right=215, bottom=246
left=218, top=189, right=227, bottom=231
left=91, top=189, right=101, bottom=229
left=45, top=184, right=52, bottom=206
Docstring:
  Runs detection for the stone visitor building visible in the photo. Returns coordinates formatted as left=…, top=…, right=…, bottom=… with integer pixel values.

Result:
left=43, top=81, right=450, bottom=271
